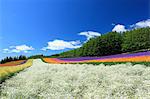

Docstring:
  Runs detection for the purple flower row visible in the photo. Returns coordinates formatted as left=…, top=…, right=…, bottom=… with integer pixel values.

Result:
left=58, top=51, right=150, bottom=61
left=20, top=60, right=27, bottom=64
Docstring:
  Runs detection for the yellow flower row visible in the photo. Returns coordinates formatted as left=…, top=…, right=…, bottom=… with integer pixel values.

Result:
left=88, top=56, right=150, bottom=62
left=0, top=59, right=33, bottom=82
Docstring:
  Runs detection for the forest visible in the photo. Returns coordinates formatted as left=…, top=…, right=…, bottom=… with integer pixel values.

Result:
left=56, top=28, right=150, bottom=58
left=0, top=55, right=27, bottom=64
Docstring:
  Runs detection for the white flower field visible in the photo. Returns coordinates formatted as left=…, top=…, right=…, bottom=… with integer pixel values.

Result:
left=0, top=59, right=150, bottom=99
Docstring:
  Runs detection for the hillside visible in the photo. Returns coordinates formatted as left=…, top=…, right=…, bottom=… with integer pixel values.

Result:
left=54, top=28, right=150, bottom=58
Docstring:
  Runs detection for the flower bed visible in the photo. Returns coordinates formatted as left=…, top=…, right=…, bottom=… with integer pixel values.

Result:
left=0, top=60, right=27, bottom=67
left=0, top=59, right=33, bottom=83
left=43, top=51, right=150, bottom=64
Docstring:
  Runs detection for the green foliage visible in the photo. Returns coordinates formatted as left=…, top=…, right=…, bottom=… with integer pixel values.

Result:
left=92, top=31, right=123, bottom=56
left=56, top=28, right=150, bottom=58
left=49, top=54, right=60, bottom=58
left=28, top=54, right=44, bottom=59
left=71, top=62, right=150, bottom=66
left=0, top=55, right=27, bottom=64
left=122, top=28, right=150, bottom=52
left=58, top=31, right=123, bottom=57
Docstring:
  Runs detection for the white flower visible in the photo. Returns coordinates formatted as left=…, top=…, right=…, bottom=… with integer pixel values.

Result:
left=1, top=59, right=150, bottom=98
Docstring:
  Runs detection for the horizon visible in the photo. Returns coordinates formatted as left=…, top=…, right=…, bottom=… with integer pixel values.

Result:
left=0, top=0, right=149, bottom=59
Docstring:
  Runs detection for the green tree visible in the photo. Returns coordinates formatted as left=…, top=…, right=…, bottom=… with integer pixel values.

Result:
left=122, top=28, right=150, bottom=52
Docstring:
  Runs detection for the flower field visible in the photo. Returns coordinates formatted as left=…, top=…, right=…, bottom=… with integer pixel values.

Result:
left=43, top=51, right=150, bottom=64
left=0, top=59, right=150, bottom=98
left=0, top=60, right=27, bottom=67
left=0, top=52, right=150, bottom=98
left=0, top=59, right=33, bottom=83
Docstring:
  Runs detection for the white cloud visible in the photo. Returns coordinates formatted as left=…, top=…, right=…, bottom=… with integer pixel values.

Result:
left=9, top=46, right=15, bottom=48
left=131, top=19, right=150, bottom=28
left=42, top=31, right=101, bottom=51
left=41, top=40, right=81, bottom=51
left=3, top=49, right=10, bottom=53
left=112, top=24, right=127, bottom=33
left=3, top=45, right=34, bottom=53
left=15, top=45, right=34, bottom=51
left=79, top=31, right=101, bottom=41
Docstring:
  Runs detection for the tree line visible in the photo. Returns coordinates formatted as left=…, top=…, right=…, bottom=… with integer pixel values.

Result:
left=28, top=54, right=44, bottom=59
left=55, top=27, right=150, bottom=58
left=0, top=55, right=27, bottom=64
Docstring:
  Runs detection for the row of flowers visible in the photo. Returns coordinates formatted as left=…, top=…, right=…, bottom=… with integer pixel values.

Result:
left=0, top=59, right=33, bottom=83
left=43, top=51, right=150, bottom=63
left=0, top=60, right=27, bottom=67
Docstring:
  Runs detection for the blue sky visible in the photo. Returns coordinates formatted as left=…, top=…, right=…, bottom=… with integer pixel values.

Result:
left=0, top=0, right=149, bottom=59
